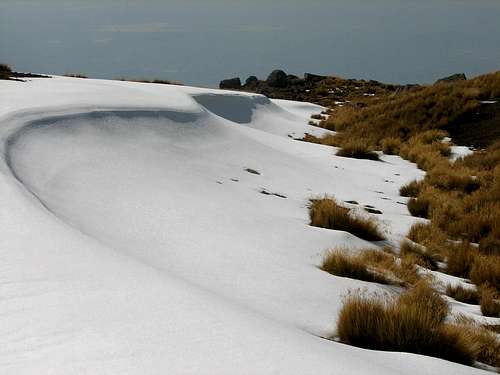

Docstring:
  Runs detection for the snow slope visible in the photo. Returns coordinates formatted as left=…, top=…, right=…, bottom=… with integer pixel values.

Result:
left=0, top=77, right=489, bottom=374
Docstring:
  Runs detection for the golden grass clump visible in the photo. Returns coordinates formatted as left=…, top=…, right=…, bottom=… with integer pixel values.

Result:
left=335, top=139, right=380, bottom=160
left=301, top=133, right=337, bottom=146
left=479, top=284, right=500, bottom=317
left=322, top=248, right=420, bottom=286
left=336, top=282, right=476, bottom=365
left=321, top=249, right=392, bottom=284
left=309, top=197, right=385, bottom=241
left=445, top=242, right=478, bottom=278
left=400, top=240, right=439, bottom=270
left=381, top=137, right=402, bottom=155
left=470, top=255, right=500, bottom=290
left=426, top=166, right=481, bottom=194
left=453, top=316, right=500, bottom=368
left=399, top=180, right=423, bottom=197
left=399, top=137, right=450, bottom=171
left=407, top=197, right=430, bottom=218
left=445, top=284, right=479, bottom=305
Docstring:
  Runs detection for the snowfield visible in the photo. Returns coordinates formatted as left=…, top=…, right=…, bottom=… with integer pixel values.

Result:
left=0, top=77, right=490, bottom=374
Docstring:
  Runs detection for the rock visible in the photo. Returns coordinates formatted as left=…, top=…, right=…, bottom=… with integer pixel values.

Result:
left=266, top=70, right=288, bottom=88
left=435, top=73, right=466, bottom=84
left=219, top=77, right=242, bottom=89
left=244, top=75, right=259, bottom=86
left=304, top=73, right=327, bottom=83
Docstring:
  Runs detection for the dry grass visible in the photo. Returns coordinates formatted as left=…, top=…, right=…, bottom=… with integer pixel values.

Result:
left=470, top=255, right=500, bottom=290
left=301, top=133, right=337, bottom=146
left=479, top=285, right=500, bottom=317
left=445, top=242, right=478, bottom=278
left=479, top=235, right=500, bottom=256
left=335, top=139, right=380, bottom=161
left=399, top=180, right=422, bottom=197
left=322, top=248, right=420, bottom=286
left=406, top=222, right=445, bottom=248
left=381, top=137, right=402, bottom=155
left=445, top=284, right=479, bottom=305
left=336, top=282, right=475, bottom=365
left=426, top=166, right=481, bottom=194
left=407, top=197, right=430, bottom=218
left=453, top=316, right=500, bottom=368
left=400, top=240, right=439, bottom=270
left=309, top=197, right=385, bottom=241
left=323, top=72, right=500, bottom=146
left=321, top=249, right=392, bottom=284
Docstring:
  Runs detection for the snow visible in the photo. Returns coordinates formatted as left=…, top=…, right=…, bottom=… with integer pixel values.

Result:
left=450, top=145, right=474, bottom=161
left=0, top=76, right=490, bottom=374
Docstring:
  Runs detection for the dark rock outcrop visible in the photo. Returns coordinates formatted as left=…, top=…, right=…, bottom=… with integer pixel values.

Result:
left=266, top=70, right=288, bottom=88
left=304, top=73, right=327, bottom=83
left=435, top=73, right=466, bottom=84
left=219, top=77, right=242, bottom=89
left=245, top=75, right=259, bottom=86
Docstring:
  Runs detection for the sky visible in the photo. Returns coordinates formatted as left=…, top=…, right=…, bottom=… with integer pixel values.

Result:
left=1, top=0, right=499, bottom=87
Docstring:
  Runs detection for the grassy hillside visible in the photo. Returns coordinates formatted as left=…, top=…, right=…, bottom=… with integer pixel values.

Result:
left=306, top=70, right=500, bottom=322
left=323, top=71, right=500, bottom=147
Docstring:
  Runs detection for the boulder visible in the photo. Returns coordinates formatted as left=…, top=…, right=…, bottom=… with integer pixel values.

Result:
left=266, top=70, right=288, bottom=88
left=219, top=77, right=242, bottom=89
left=304, top=72, right=327, bottom=83
left=435, top=73, right=466, bottom=84
left=244, top=75, right=259, bottom=86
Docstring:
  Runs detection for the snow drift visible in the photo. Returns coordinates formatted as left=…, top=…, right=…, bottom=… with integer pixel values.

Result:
left=0, top=77, right=490, bottom=374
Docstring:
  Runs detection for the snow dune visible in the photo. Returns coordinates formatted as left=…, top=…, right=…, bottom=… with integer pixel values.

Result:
left=0, top=77, right=488, bottom=374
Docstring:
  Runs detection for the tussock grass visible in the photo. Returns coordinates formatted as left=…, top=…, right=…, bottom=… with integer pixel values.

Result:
left=335, top=139, right=380, bottom=160
left=309, top=197, right=385, bottom=241
left=470, top=255, right=500, bottom=290
left=453, top=316, right=500, bottom=368
left=407, top=197, right=430, bottom=218
left=479, top=285, right=500, bottom=317
left=479, top=235, right=500, bottom=256
left=400, top=240, right=439, bottom=270
left=336, top=282, right=475, bottom=365
left=407, top=222, right=435, bottom=244
left=399, top=180, right=422, bottom=197
left=381, top=137, right=402, bottom=155
left=301, top=133, right=337, bottom=146
left=426, top=166, right=480, bottom=194
left=322, top=248, right=420, bottom=286
left=445, top=242, right=478, bottom=278
left=445, top=284, right=479, bottom=305
left=321, top=249, right=391, bottom=284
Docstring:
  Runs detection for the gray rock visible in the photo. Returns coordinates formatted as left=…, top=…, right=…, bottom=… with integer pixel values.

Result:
left=304, top=73, right=327, bottom=82
left=435, top=73, right=466, bottom=84
left=219, top=77, right=242, bottom=89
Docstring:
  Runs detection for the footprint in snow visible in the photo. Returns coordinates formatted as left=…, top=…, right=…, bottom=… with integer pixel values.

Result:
left=260, top=189, right=287, bottom=199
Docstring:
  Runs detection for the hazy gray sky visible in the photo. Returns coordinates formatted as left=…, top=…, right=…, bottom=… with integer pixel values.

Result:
left=1, top=0, right=499, bottom=86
